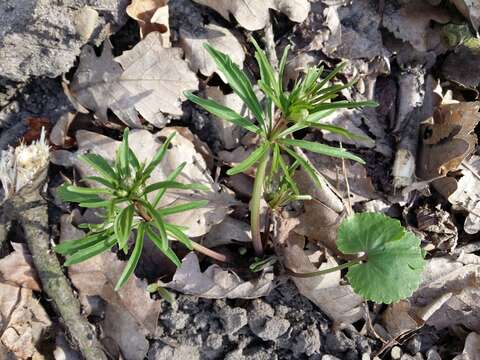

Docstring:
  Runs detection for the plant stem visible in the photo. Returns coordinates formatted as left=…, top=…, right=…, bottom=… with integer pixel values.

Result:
left=250, top=150, right=271, bottom=256
left=133, top=200, right=231, bottom=263
left=287, top=256, right=366, bottom=278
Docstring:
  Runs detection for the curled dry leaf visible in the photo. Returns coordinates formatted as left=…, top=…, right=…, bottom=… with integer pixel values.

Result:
left=50, top=112, right=76, bottom=147
left=450, top=0, right=480, bottom=31
left=193, top=0, right=310, bottom=31
left=203, top=216, right=251, bottom=248
left=68, top=33, right=198, bottom=128
left=416, top=205, right=458, bottom=252
left=180, top=24, right=245, bottom=84
left=126, top=0, right=171, bottom=45
left=0, top=243, right=40, bottom=291
left=73, top=128, right=235, bottom=237
left=165, top=252, right=274, bottom=299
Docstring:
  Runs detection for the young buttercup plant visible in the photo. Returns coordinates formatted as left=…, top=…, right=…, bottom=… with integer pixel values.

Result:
left=55, top=129, right=219, bottom=291
left=185, top=39, right=377, bottom=256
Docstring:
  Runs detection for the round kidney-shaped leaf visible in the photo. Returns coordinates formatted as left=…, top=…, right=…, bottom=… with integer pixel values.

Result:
left=337, top=213, right=426, bottom=304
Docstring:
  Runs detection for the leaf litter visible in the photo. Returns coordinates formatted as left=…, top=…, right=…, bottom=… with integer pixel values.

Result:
left=4, top=0, right=480, bottom=358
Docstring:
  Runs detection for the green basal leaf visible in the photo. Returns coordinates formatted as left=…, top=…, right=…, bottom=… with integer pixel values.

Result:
left=79, top=153, right=118, bottom=183
left=57, top=184, right=103, bottom=204
left=280, top=138, right=365, bottom=164
left=55, top=231, right=109, bottom=256
left=147, top=283, right=176, bottom=304
left=115, top=223, right=145, bottom=290
left=83, top=176, right=116, bottom=189
left=145, top=225, right=181, bottom=266
left=157, top=200, right=209, bottom=216
left=251, top=37, right=277, bottom=93
left=142, top=132, right=176, bottom=180
left=143, top=181, right=209, bottom=195
left=165, top=223, right=193, bottom=250
left=305, top=123, right=372, bottom=142
left=66, top=185, right=112, bottom=195
left=78, top=199, right=113, bottom=208
left=64, top=235, right=116, bottom=266
left=118, top=128, right=130, bottom=177
left=280, top=145, right=323, bottom=188
left=152, top=162, right=187, bottom=208
left=184, top=91, right=260, bottom=134
left=337, top=212, right=426, bottom=304
left=203, top=43, right=265, bottom=130
left=226, top=142, right=269, bottom=176
left=114, top=204, right=134, bottom=252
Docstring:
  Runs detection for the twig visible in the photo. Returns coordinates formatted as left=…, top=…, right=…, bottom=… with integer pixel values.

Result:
left=11, top=190, right=107, bottom=360
left=263, top=18, right=278, bottom=68
left=339, top=141, right=353, bottom=216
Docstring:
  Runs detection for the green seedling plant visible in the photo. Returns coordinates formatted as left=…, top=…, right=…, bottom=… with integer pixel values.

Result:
left=185, top=39, right=377, bottom=256
left=55, top=129, right=222, bottom=291
left=185, top=40, right=426, bottom=304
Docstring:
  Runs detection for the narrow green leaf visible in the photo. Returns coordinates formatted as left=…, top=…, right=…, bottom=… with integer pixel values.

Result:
left=304, top=109, right=336, bottom=123
left=157, top=200, right=209, bottom=217
left=152, top=162, right=187, bottom=208
left=203, top=43, right=265, bottom=130
left=54, top=231, right=109, bottom=255
left=66, top=185, right=112, bottom=195
left=115, top=223, right=145, bottom=290
left=280, top=138, right=365, bottom=164
left=165, top=223, right=193, bottom=250
left=311, top=100, right=378, bottom=113
left=64, top=235, right=116, bottom=266
left=114, top=204, right=134, bottom=252
left=78, top=199, right=113, bottom=208
left=79, top=153, right=118, bottom=182
left=305, top=123, right=372, bottom=142
left=226, top=143, right=269, bottom=176
left=277, top=45, right=290, bottom=95
left=184, top=91, right=260, bottom=134
left=119, top=128, right=130, bottom=177
left=280, top=145, right=323, bottom=188
left=315, top=62, right=347, bottom=93
left=146, top=225, right=181, bottom=266
left=144, top=181, right=208, bottom=195
left=83, top=176, right=116, bottom=189
left=277, top=148, right=300, bottom=195
left=58, top=184, right=103, bottom=204
left=142, top=132, right=176, bottom=180
left=251, top=37, right=277, bottom=93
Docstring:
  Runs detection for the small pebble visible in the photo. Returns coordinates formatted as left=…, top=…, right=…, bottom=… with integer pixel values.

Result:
left=391, top=346, right=403, bottom=360
left=426, top=349, right=441, bottom=360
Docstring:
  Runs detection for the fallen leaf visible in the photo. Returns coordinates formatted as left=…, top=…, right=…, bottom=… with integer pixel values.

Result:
left=68, top=33, right=198, bottom=128
left=20, top=117, right=51, bottom=145
left=273, top=215, right=364, bottom=324
left=418, top=102, right=480, bottom=179
left=416, top=205, right=458, bottom=252
left=50, top=112, right=76, bottom=148
left=193, top=0, right=310, bottom=31
left=0, top=243, right=40, bottom=291
left=74, top=128, right=236, bottom=237
left=442, top=45, right=480, bottom=89
left=383, top=2, right=450, bottom=53
left=203, top=216, right=251, bottom=248
left=453, top=332, right=480, bottom=360
left=165, top=252, right=274, bottom=298
left=126, top=0, right=171, bottom=45
left=180, top=24, right=245, bottom=84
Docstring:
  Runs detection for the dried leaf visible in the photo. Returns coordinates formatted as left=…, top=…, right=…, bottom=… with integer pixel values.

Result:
left=165, top=252, right=274, bottom=298
left=383, top=2, right=450, bottom=52
left=73, top=129, right=235, bottom=237
left=50, top=112, right=76, bottom=147
left=451, top=0, right=480, bottom=31
left=0, top=243, right=40, bottom=291
left=416, top=205, right=458, bottom=252
left=126, top=0, right=171, bottom=45
left=193, top=0, right=310, bottom=31
left=180, top=24, right=245, bottom=84
left=203, top=216, right=251, bottom=248
left=69, top=34, right=198, bottom=128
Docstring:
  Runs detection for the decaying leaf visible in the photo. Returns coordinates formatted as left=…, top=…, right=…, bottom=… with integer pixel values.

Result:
left=0, top=245, right=49, bottom=359
left=50, top=112, right=76, bottom=148
left=416, top=205, right=458, bottom=252
left=203, top=216, right=251, bottom=248
left=273, top=215, right=364, bottom=324
left=165, top=252, right=274, bottom=298
left=418, top=102, right=480, bottom=179
left=0, top=243, right=40, bottom=291
left=453, top=332, right=480, bottom=360
left=68, top=33, right=198, bottom=128
left=180, top=24, right=245, bottom=83
left=126, top=0, right=171, bottom=45
left=73, top=128, right=235, bottom=237
left=193, top=0, right=310, bottom=31
left=383, top=2, right=450, bottom=53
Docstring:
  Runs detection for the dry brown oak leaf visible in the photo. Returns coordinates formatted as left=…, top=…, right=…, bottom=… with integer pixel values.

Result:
left=126, top=0, right=171, bottom=45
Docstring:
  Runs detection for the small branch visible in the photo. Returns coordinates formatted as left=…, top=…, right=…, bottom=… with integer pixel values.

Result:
left=287, top=256, right=365, bottom=278
left=12, top=190, right=107, bottom=360
left=263, top=19, right=278, bottom=68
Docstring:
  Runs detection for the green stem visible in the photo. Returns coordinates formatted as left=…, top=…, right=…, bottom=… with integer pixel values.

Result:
left=287, top=257, right=365, bottom=278
left=250, top=149, right=271, bottom=256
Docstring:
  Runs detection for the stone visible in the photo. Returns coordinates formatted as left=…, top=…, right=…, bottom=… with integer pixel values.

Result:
left=292, top=326, right=321, bottom=356
left=148, top=344, right=200, bottom=360
left=406, top=336, right=422, bottom=354
left=218, top=307, right=248, bottom=334
left=249, top=317, right=290, bottom=341
left=391, top=346, right=403, bottom=359
left=426, top=349, right=441, bottom=360
left=0, top=0, right=129, bottom=82
left=322, top=356, right=342, bottom=360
